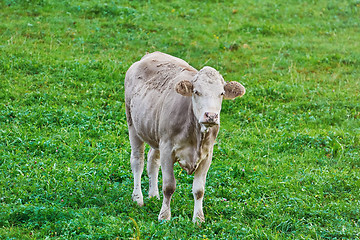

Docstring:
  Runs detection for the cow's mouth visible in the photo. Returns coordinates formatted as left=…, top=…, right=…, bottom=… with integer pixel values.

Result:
left=201, top=122, right=217, bottom=127
left=199, top=112, right=220, bottom=129
left=200, top=121, right=218, bottom=133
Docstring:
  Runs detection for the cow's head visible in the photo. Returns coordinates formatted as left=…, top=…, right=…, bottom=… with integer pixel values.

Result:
left=175, top=67, right=246, bottom=131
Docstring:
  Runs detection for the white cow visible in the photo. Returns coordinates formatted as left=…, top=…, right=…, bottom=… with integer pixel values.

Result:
left=124, top=52, right=245, bottom=222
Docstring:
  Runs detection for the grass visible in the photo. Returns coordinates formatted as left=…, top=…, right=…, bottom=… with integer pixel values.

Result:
left=0, top=0, right=359, bottom=239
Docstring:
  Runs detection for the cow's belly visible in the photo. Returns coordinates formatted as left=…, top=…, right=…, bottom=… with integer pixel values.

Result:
left=137, top=131, right=159, bottom=149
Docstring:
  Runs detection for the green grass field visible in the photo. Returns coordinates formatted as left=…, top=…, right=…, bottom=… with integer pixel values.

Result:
left=1, top=0, right=359, bottom=239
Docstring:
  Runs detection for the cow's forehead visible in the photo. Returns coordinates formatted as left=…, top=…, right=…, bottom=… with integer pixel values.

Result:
left=193, top=67, right=225, bottom=89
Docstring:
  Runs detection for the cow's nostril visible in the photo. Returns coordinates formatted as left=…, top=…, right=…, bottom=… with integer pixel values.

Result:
left=201, top=112, right=219, bottom=126
left=205, top=112, right=218, bottom=119
left=205, top=112, right=216, bottom=117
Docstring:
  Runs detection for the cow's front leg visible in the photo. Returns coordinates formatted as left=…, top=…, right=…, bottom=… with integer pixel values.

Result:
left=147, top=148, right=160, bottom=199
left=192, top=155, right=212, bottom=223
left=158, top=147, right=176, bottom=221
left=129, top=128, right=145, bottom=206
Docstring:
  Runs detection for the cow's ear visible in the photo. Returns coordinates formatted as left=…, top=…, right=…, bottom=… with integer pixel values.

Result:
left=175, top=80, right=193, bottom=97
left=224, top=81, right=246, bottom=100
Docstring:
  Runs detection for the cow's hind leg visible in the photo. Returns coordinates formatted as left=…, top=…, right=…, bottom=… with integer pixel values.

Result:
left=129, top=127, right=145, bottom=206
left=147, top=148, right=160, bottom=199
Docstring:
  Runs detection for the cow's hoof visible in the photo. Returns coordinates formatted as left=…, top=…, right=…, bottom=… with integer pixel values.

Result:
left=148, top=192, right=160, bottom=199
left=158, top=209, right=171, bottom=221
left=192, top=213, right=205, bottom=223
left=132, top=194, right=144, bottom=206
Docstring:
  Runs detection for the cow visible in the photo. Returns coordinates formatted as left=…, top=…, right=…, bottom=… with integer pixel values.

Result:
left=124, top=52, right=245, bottom=222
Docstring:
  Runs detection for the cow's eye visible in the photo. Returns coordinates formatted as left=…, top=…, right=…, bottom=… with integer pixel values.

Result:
left=194, top=90, right=201, bottom=96
left=220, top=92, right=225, bottom=96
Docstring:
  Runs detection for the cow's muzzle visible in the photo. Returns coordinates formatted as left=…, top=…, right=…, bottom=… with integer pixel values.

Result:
left=200, top=112, right=219, bottom=127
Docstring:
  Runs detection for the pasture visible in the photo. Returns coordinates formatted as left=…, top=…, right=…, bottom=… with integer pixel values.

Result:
left=0, top=0, right=359, bottom=239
